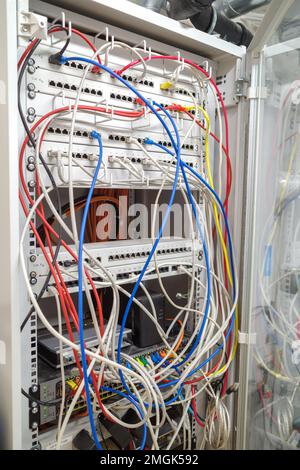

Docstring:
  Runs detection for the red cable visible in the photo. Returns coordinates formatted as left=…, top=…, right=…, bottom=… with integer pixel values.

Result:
left=17, top=38, right=116, bottom=413
left=116, top=55, right=231, bottom=212
left=191, top=385, right=205, bottom=428
left=19, top=127, right=109, bottom=415
left=37, top=121, right=105, bottom=336
left=19, top=40, right=235, bottom=408
left=166, top=104, right=232, bottom=209
left=18, top=26, right=102, bottom=69
left=117, top=56, right=232, bottom=293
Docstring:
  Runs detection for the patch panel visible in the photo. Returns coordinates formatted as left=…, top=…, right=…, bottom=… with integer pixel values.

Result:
left=121, top=74, right=154, bottom=88
left=31, top=238, right=198, bottom=276
left=33, top=45, right=201, bottom=98
left=174, top=88, right=197, bottom=98
left=34, top=158, right=201, bottom=190
left=47, top=127, right=90, bottom=138
left=48, top=79, right=103, bottom=97
left=51, top=56, right=154, bottom=90
left=109, top=91, right=134, bottom=102
left=44, top=126, right=199, bottom=151
left=30, top=239, right=200, bottom=297
left=27, top=51, right=206, bottom=120
left=32, top=140, right=202, bottom=188
left=63, top=60, right=87, bottom=71
left=44, top=145, right=199, bottom=168
left=107, top=133, right=196, bottom=151
left=110, top=154, right=199, bottom=168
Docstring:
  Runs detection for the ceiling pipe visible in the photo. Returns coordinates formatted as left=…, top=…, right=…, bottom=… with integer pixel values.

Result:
left=222, top=0, right=272, bottom=19
left=166, top=0, right=253, bottom=47
left=139, top=0, right=166, bottom=12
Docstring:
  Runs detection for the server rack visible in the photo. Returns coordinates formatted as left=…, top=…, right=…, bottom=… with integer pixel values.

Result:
left=0, top=0, right=298, bottom=451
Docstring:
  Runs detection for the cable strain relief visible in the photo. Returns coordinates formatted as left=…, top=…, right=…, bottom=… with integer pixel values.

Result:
left=49, top=53, right=65, bottom=66
left=90, top=130, right=100, bottom=140
left=91, top=65, right=101, bottom=74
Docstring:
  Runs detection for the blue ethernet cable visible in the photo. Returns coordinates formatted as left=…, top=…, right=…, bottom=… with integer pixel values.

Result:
left=143, top=138, right=236, bottom=291
left=59, top=56, right=179, bottom=149
left=78, top=130, right=103, bottom=450
left=141, top=140, right=237, bottom=387
left=62, top=56, right=236, bottom=400
left=150, top=104, right=212, bottom=367
left=59, top=56, right=184, bottom=404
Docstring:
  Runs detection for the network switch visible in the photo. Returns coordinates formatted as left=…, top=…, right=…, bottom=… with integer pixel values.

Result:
left=29, top=239, right=201, bottom=297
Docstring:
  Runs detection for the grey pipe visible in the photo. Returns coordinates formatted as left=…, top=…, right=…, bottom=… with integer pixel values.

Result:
left=139, top=0, right=166, bottom=12
left=166, top=0, right=253, bottom=46
left=222, top=0, right=272, bottom=19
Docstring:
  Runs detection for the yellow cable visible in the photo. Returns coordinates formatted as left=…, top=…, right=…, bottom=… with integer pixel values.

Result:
left=185, top=105, right=238, bottom=372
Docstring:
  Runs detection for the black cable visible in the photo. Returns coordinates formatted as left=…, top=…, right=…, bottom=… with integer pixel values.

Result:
left=19, top=30, right=72, bottom=411
left=48, top=32, right=70, bottom=64
left=98, top=420, right=109, bottom=450
left=21, top=388, right=62, bottom=407
left=19, top=28, right=69, bottom=331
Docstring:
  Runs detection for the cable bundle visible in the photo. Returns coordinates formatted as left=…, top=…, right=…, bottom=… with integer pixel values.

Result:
left=18, top=23, right=238, bottom=450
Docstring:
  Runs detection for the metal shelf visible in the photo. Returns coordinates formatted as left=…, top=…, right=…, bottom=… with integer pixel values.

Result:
left=31, top=0, right=245, bottom=62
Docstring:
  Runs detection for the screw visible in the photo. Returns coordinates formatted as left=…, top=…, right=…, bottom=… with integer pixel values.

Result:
left=27, top=83, right=35, bottom=91
left=28, top=58, right=35, bottom=66
left=27, top=163, right=35, bottom=172
left=30, top=278, right=37, bottom=286
left=21, top=25, right=29, bottom=33
left=28, top=107, right=35, bottom=116
left=28, top=91, right=36, bottom=100
left=27, top=65, right=36, bottom=74
left=27, top=156, right=35, bottom=164
left=27, top=115, right=35, bottom=123
left=31, top=384, right=38, bottom=393
left=32, top=422, right=38, bottom=430
left=28, top=180, right=36, bottom=188
left=30, top=271, right=37, bottom=278
left=30, top=255, right=37, bottom=263
left=32, top=407, right=38, bottom=414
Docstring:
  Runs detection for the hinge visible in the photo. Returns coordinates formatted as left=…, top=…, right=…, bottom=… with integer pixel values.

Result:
left=234, top=78, right=249, bottom=101
left=238, top=331, right=256, bottom=345
left=247, top=86, right=268, bottom=100
left=18, top=11, right=48, bottom=40
left=0, top=340, right=6, bottom=365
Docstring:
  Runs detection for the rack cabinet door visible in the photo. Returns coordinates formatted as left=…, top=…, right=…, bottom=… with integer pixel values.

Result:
left=236, top=0, right=300, bottom=450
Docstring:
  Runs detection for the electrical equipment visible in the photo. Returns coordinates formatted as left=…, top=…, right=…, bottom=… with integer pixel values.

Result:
left=25, top=41, right=205, bottom=189
left=38, top=324, right=131, bottom=368
left=72, top=429, right=96, bottom=450
left=0, top=0, right=253, bottom=453
left=30, top=239, right=200, bottom=296
left=131, top=291, right=165, bottom=348
left=97, top=416, right=132, bottom=450
left=16, top=5, right=237, bottom=451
